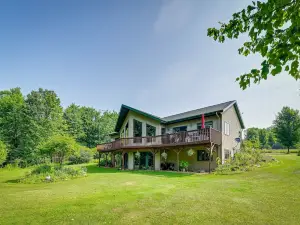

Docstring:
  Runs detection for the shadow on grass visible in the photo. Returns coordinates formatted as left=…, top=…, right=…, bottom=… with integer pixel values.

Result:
left=5, top=179, right=20, bottom=183
left=86, top=164, right=194, bottom=178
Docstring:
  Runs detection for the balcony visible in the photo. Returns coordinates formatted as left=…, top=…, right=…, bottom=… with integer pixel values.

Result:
left=97, top=128, right=222, bottom=152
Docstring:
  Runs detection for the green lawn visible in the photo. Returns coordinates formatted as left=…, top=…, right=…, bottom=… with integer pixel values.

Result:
left=0, top=154, right=299, bottom=225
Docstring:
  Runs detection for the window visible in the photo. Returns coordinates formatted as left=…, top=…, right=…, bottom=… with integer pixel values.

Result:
left=197, top=150, right=212, bottom=161
left=133, top=119, right=143, bottom=143
left=124, top=122, right=129, bottom=138
left=224, top=122, right=230, bottom=135
left=197, top=121, right=213, bottom=130
left=173, top=126, right=187, bottom=133
left=146, top=124, right=156, bottom=143
left=146, top=124, right=156, bottom=136
left=224, top=149, right=231, bottom=160
left=161, top=128, right=166, bottom=135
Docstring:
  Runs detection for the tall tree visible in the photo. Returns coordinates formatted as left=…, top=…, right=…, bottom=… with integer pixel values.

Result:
left=26, top=88, right=65, bottom=140
left=267, top=127, right=277, bottom=148
left=0, top=88, right=25, bottom=161
left=259, top=128, right=270, bottom=149
left=245, top=127, right=260, bottom=148
left=208, top=0, right=300, bottom=89
left=98, top=110, right=118, bottom=143
left=0, top=140, right=7, bottom=165
left=79, top=107, right=102, bottom=148
left=273, top=106, right=300, bottom=153
left=64, top=104, right=84, bottom=141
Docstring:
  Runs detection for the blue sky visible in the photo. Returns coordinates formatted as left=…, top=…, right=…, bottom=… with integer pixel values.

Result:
left=0, top=0, right=299, bottom=128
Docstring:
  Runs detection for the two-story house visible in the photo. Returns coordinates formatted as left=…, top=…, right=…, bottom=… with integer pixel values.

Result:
left=97, top=100, right=245, bottom=172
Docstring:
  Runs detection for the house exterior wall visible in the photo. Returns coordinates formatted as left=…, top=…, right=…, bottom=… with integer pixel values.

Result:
left=119, top=111, right=162, bottom=138
left=165, top=115, right=221, bottom=133
left=221, top=106, right=242, bottom=163
left=165, top=146, right=218, bottom=172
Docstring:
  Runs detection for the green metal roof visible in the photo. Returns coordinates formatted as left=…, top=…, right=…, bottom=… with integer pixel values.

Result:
left=114, top=104, right=165, bottom=132
left=114, top=101, right=245, bottom=132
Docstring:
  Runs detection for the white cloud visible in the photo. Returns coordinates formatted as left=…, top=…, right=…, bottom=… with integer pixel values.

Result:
left=154, top=0, right=195, bottom=33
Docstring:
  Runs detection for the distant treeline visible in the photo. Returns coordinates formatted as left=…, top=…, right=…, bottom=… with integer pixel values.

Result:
left=245, top=106, right=300, bottom=153
left=0, top=88, right=118, bottom=166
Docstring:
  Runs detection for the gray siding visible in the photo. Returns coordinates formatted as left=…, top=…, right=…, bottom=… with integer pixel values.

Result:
left=221, top=105, right=242, bottom=163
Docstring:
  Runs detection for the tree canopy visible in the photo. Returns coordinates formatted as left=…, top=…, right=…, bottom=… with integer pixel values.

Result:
left=39, top=135, right=77, bottom=165
left=0, top=87, right=118, bottom=166
left=0, top=140, right=7, bottom=165
left=208, top=0, right=300, bottom=89
left=273, top=106, right=300, bottom=153
left=245, top=127, right=277, bottom=149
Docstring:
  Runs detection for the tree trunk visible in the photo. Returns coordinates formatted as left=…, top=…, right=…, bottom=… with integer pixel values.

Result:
left=287, top=147, right=290, bottom=154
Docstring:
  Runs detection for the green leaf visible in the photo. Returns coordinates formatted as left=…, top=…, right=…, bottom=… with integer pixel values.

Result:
left=285, top=65, right=289, bottom=71
left=271, top=66, right=282, bottom=76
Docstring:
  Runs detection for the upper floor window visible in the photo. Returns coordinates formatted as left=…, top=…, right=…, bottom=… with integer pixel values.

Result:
left=124, top=122, right=129, bottom=137
left=173, top=126, right=187, bottom=133
left=161, top=128, right=166, bottom=135
left=224, top=122, right=230, bottom=136
left=197, top=121, right=213, bottom=130
left=146, top=124, right=156, bottom=136
left=133, top=119, right=142, bottom=137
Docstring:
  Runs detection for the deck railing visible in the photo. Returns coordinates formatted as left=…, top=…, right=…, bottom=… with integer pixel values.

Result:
left=97, top=127, right=221, bottom=151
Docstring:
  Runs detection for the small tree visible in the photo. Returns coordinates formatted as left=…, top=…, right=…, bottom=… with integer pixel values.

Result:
left=40, top=135, right=77, bottom=165
left=273, top=107, right=300, bottom=154
left=0, top=140, right=7, bottom=165
left=259, top=129, right=270, bottom=149
left=245, top=128, right=260, bottom=149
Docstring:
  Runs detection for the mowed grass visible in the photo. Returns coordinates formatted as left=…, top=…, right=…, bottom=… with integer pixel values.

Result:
left=0, top=155, right=299, bottom=225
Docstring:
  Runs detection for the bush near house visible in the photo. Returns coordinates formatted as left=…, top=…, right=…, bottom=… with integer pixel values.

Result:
left=215, top=147, right=277, bottom=175
left=69, top=149, right=93, bottom=164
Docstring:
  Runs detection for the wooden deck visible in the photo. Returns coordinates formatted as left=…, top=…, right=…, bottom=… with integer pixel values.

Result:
left=97, top=128, right=221, bottom=152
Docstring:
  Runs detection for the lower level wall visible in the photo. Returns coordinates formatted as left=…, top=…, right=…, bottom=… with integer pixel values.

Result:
left=124, top=145, right=219, bottom=172
left=164, top=146, right=218, bottom=172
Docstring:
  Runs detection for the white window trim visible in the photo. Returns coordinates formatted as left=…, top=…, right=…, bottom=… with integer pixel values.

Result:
left=224, top=121, right=230, bottom=136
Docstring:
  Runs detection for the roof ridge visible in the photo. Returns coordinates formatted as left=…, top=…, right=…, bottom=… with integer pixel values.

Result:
left=121, top=104, right=165, bottom=121
left=162, top=100, right=236, bottom=119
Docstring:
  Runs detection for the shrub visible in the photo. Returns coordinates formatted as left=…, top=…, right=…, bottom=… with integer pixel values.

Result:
left=69, top=149, right=92, bottom=164
left=19, top=164, right=87, bottom=183
left=179, top=161, right=189, bottom=171
left=215, top=147, right=276, bottom=175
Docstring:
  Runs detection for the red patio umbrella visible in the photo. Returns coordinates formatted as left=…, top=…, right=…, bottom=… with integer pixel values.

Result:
left=201, top=114, right=205, bottom=129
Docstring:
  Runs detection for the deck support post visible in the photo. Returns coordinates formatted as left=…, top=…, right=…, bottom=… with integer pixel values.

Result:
left=111, top=153, right=115, bottom=168
left=122, top=151, right=125, bottom=170
left=105, top=153, right=108, bottom=167
left=98, top=151, right=101, bottom=167
left=173, top=148, right=183, bottom=172
left=150, top=149, right=159, bottom=171
left=207, top=143, right=215, bottom=173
